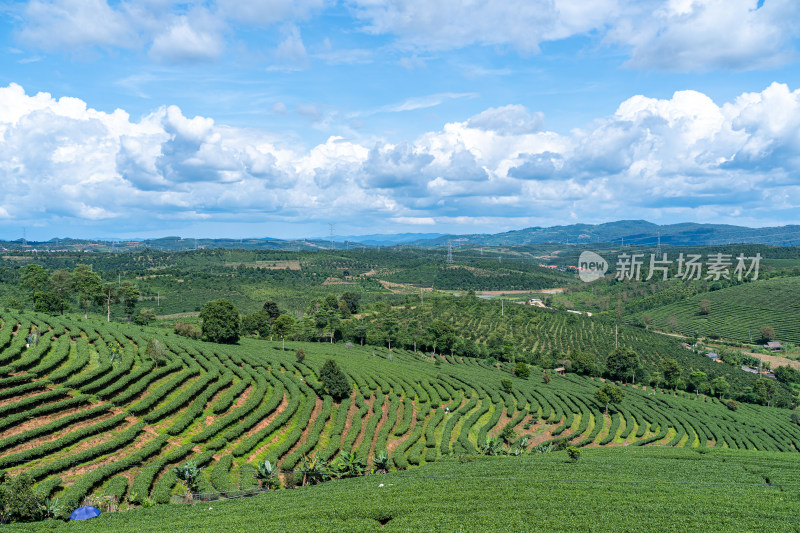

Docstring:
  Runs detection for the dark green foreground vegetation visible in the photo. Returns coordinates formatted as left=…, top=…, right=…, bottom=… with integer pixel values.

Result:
left=6, top=447, right=800, bottom=532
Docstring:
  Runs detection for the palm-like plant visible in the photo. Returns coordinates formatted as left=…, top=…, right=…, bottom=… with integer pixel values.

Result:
left=508, top=436, right=529, bottom=456
left=479, top=437, right=503, bottom=456
left=332, top=451, right=366, bottom=478
left=300, top=454, right=330, bottom=486
left=39, top=497, right=63, bottom=520
left=254, top=460, right=279, bottom=490
left=174, top=460, right=201, bottom=495
left=372, top=451, right=391, bottom=474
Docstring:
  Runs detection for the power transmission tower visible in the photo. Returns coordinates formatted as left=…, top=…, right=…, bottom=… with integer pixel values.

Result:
left=446, top=241, right=453, bottom=263
left=655, top=231, right=663, bottom=258
left=329, top=224, right=335, bottom=250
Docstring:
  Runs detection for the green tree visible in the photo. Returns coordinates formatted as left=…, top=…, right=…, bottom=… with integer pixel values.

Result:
left=574, top=352, right=599, bottom=376
left=688, top=371, right=708, bottom=398
left=594, top=383, right=625, bottom=414
left=500, top=378, right=513, bottom=393
left=71, top=264, right=103, bottom=319
left=760, top=326, right=776, bottom=342
left=319, top=359, right=351, bottom=400
left=199, top=299, right=241, bottom=344
left=605, top=347, right=640, bottom=384
left=514, top=361, right=530, bottom=379
left=101, top=283, right=119, bottom=322
left=133, top=307, right=156, bottom=325
left=295, top=348, right=306, bottom=363
left=660, top=358, right=682, bottom=390
left=117, top=281, right=140, bottom=320
left=47, top=269, right=72, bottom=315
left=241, top=311, right=271, bottom=337
left=754, top=378, right=778, bottom=407
left=262, top=301, right=281, bottom=323
left=710, top=376, right=730, bottom=399
left=774, top=365, right=800, bottom=385
left=340, top=291, right=360, bottom=315
left=20, top=264, right=48, bottom=305
left=699, top=299, right=711, bottom=315
left=145, top=338, right=167, bottom=368
left=272, top=314, right=295, bottom=351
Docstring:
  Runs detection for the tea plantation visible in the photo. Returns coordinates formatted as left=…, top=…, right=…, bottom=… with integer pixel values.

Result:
left=6, top=448, right=800, bottom=532
left=1, top=310, right=800, bottom=528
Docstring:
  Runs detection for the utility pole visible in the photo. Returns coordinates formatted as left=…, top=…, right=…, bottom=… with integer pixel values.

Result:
left=420, top=287, right=424, bottom=305
left=501, top=299, right=504, bottom=316
left=615, top=324, right=618, bottom=349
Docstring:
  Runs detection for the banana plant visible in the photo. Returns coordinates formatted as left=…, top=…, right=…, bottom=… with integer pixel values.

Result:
left=174, top=460, right=201, bottom=494
left=372, top=451, right=391, bottom=474
left=332, top=451, right=366, bottom=478
left=39, top=497, right=63, bottom=520
left=254, top=460, right=278, bottom=490
left=300, top=454, right=330, bottom=486
left=479, top=437, right=503, bottom=456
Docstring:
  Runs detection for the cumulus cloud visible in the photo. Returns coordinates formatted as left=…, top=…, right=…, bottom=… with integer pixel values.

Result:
left=3, top=82, right=800, bottom=234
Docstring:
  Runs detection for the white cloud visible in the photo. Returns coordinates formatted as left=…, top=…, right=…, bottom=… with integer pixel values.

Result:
left=3, top=82, right=800, bottom=234
left=149, top=15, right=225, bottom=63
left=12, top=1, right=800, bottom=71
left=608, top=0, right=800, bottom=71
left=270, top=24, right=309, bottom=69
left=350, top=0, right=800, bottom=71
left=20, top=0, right=137, bottom=50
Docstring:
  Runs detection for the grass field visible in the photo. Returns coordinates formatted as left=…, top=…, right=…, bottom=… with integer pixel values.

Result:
left=6, top=447, right=800, bottom=532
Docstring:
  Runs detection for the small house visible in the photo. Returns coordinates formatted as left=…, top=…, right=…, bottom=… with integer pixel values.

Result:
left=767, top=341, right=782, bottom=352
left=554, top=366, right=567, bottom=376
left=741, top=365, right=759, bottom=374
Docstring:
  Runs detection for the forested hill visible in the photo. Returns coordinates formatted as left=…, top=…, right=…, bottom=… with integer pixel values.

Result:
left=411, top=220, right=800, bottom=247
left=3, top=220, right=800, bottom=251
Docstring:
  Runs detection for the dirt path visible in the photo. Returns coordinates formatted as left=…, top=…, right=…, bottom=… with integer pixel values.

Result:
left=0, top=411, right=116, bottom=458
left=387, top=403, right=417, bottom=455
left=351, top=395, right=374, bottom=452
left=368, top=396, right=391, bottom=457
left=279, top=397, right=325, bottom=463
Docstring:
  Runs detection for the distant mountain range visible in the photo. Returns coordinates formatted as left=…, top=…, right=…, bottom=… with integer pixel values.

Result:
left=408, top=220, right=800, bottom=247
left=2, top=221, right=799, bottom=251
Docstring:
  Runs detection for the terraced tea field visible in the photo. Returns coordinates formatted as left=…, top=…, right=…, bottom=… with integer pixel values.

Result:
left=1, top=310, right=799, bottom=518
left=630, top=276, right=800, bottom=344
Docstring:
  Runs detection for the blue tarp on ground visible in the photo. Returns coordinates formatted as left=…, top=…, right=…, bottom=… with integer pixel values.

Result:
left=69, top=506, right=101, bottom=521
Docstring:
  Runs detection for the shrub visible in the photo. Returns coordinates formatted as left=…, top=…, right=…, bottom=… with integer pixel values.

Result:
left=514, top=361, right=530, bottom=379
left=500, top=378, right=513, bottom=393
left=566, top=446, right=582, bottom=463
left=726, top=400, right=739, bottom=411
left=319, top=359, right=351, bottom=400
left=295, top=349, right=306, bottom=363
left=0, top=472, right=44, bottom=523
left=174, top=321, right=201, bottom=339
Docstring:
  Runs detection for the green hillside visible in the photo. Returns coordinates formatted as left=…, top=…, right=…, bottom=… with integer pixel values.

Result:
left=629, top=276, right=800, bottom=345
left=7, top=447, right=800, bottom=532
left=1, top=310, right=800, bottom=525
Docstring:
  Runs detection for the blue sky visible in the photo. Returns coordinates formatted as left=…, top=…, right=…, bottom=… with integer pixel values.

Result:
left=1, top=0, right=800, bottom=240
